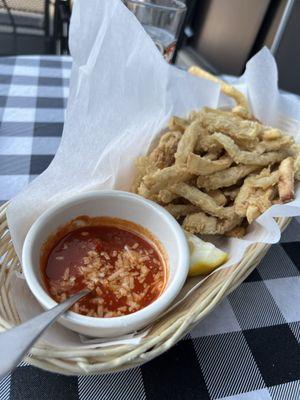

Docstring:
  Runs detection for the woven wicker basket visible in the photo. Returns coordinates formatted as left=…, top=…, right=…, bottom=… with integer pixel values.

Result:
left=0, top=201, right=291, bottom=375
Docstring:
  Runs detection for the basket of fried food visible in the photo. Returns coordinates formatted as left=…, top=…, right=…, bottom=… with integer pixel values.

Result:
left=0, top=67, right=299, bottom=376
left=134, top=68, right=300, bottom=238
left=134, top=107, right=298, bottom=236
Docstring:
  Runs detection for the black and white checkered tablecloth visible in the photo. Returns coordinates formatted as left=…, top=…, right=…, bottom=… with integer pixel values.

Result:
left=0, top=55, right=299, bottom=400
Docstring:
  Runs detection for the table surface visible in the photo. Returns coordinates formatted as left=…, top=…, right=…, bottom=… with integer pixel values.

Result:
left=0, top=55, right=300, bottom=400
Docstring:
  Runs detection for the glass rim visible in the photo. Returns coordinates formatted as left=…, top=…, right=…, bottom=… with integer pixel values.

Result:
left=125, top=0, right=187, bottom=12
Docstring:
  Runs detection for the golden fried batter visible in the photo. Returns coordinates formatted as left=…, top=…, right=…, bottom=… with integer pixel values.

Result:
left=132, top=156, right=158, bottom=192
left=183, top=211, right=243, bottom=235
left=188, top=66, right=251, bottom=119
left=278, top=157, right=294, bottom=203
left=225, top=225, right=247, bottom=238
left=223, top=187, right=240, bottom=201
left=197, top=165, right=260, bottom=190
left=143, top=165, right=193, bottom=193
left=170, top=182, right=236, bottom=219
left=255, top=136, right=294, bottom=153
left=187, top=153, right=232, bottom=175
left=201, top=108, right=260, bottom=146
left=164, top=204, right=200, bottom=219
left=234, top=170, right=277, bottom=223
left=175, top=119, right=202, bottom=165
left=133, top=88, right=300, bottom=234
left=168, top=116, right=189, bottom=132
left=206, top=190, right=227, bottom=206
left=212, top=132, right=287, bottom=166
left=157, top=189, right=178, bottom=204
left=149, top=130, right=182, bottom=169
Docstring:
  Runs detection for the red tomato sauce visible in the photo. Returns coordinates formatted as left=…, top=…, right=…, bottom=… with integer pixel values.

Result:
left=40, top=216, right=167, bottom=318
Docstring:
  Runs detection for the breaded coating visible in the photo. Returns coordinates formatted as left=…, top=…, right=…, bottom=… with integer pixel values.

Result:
left=212, top=132, right=287, bottom=166
left=223, top=187, right=240, bottom=201
left=157, top=189, right=178, bottom=204
left=249, top=170, right=279, bottom=189
left=149, top=130, right=182, bottom=169
left=234, top=170, right=277, bottom=223
left=164, top=204, right=200, bottom=219
left=143, top=165, right=193, bottom=193
left=170, top=182, right=236, bottom=219
left=206, top=190, right=227, bottom=206
left=188, top=66, right=251, bottom=119
left=175, top=119, right=202, bottom=165
left=133, top=88, right=300, bottom=233
left=255, top=136, right=294, bottom=153
left=225, top=225, right=247, bottom=238
left=132, top=156, right=158, bottom=192
left=262, top=128, right=282, bottom=140
left=278, top=157, right=295, bottom=203
left=168, top=116, right=189, bottom=132
left=195, top=128, right=223, bottom=153
left=187, top=153, right=232, bottom=175
left=201, top=108, right=260, bottom=146
left=183, top=211, right=243, bottom=235
left=137, top=182, right=159, bottom=202
left=197, top=165, right=260, bottom=190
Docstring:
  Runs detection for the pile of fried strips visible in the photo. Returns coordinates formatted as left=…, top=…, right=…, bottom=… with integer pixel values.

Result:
left=133, top=66, right=300, bottom=238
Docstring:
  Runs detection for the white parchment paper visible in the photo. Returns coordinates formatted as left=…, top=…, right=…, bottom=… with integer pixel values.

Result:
left=6, top=0, right=300, bottom=346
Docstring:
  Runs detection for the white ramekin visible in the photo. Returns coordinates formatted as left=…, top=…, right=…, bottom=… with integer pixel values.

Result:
left=22, top=190, right=189, bottom=337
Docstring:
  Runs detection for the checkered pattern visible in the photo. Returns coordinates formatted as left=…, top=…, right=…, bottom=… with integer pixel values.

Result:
left=0, top=56, right=300, bottom=400
left=0, top=55, right=70, bottom=206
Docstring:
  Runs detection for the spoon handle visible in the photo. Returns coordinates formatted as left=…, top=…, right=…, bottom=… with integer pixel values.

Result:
left=0, top=289, right=89, bottom=378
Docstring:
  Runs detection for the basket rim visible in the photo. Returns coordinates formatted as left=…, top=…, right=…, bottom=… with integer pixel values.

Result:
left=0, top=201, right=291, bottom=375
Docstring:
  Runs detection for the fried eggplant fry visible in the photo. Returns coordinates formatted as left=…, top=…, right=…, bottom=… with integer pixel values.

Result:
left=188, top=65, right=251, bottom=118
left=137, top=182, right=159, bottom=202
left=294, top=155, right=300, bottom=181
left=234, top=170, right=277, bottom=223
left=197, top=165, right=260, bottom=190
left=164, top=204, right=200, bottom=219
left=223, top=187, right=240, bottom=201
left=175, top=119, right=202, bottom=165
left=287, top=144, right=300, bottom=181
left=262, top=128, right=282, bottom=140
left=278, top=157, right=295, bottom=203
left=132, top=156, right=158, bottom=192
left=203, top=152, right=219, bottom=161
left=168, top=116, right=189, bottom=132
left=201, top=108, right=260, bottom=146
left=245, top=168, right=279, bottom=190
left=149, top=130, right=182, bottom=169
left=143, top=165, right=193, bottom=194
left=170, top=182, right=236, bottom=219
left=157, top=189, right=178, bottom=204
left=255, top=136, right=294, bottom=153
left=187, top=153, right=232, bottom=175
left=225, top=225, right=247, bottom=238
left=183, top=211, right=243, bottom=235
left=195, top=131, right=223, bottom=153
left=206, top=190, right=227, bottom=206
left=212, top=132, right=287, bottom=166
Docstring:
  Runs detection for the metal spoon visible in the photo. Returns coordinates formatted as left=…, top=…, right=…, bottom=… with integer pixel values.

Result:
left=0, top=289, right=90, bottom=378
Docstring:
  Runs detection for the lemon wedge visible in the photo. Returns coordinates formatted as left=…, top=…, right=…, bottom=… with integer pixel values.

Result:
left=185, top=231, right=229, bottom=277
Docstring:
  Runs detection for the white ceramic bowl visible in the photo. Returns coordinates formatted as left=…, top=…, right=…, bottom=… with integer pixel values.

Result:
left=22, top=190, right=189, bottom=337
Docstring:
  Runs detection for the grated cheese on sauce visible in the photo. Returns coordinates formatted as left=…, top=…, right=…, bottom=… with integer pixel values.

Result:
left=41, top=218, right=167, bottom=318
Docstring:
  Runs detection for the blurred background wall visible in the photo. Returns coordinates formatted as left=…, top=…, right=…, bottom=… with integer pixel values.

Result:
left=0, top=0, right=299, bottom=94
left=177, top=0, right=300, bottom=94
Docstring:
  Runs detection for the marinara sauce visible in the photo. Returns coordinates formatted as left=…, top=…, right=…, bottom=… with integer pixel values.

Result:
left=41, top=216, right=167, bottom=318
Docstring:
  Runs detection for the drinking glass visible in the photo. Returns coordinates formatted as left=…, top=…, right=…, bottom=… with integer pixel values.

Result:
left=124, top=0, right=187, bottom=63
